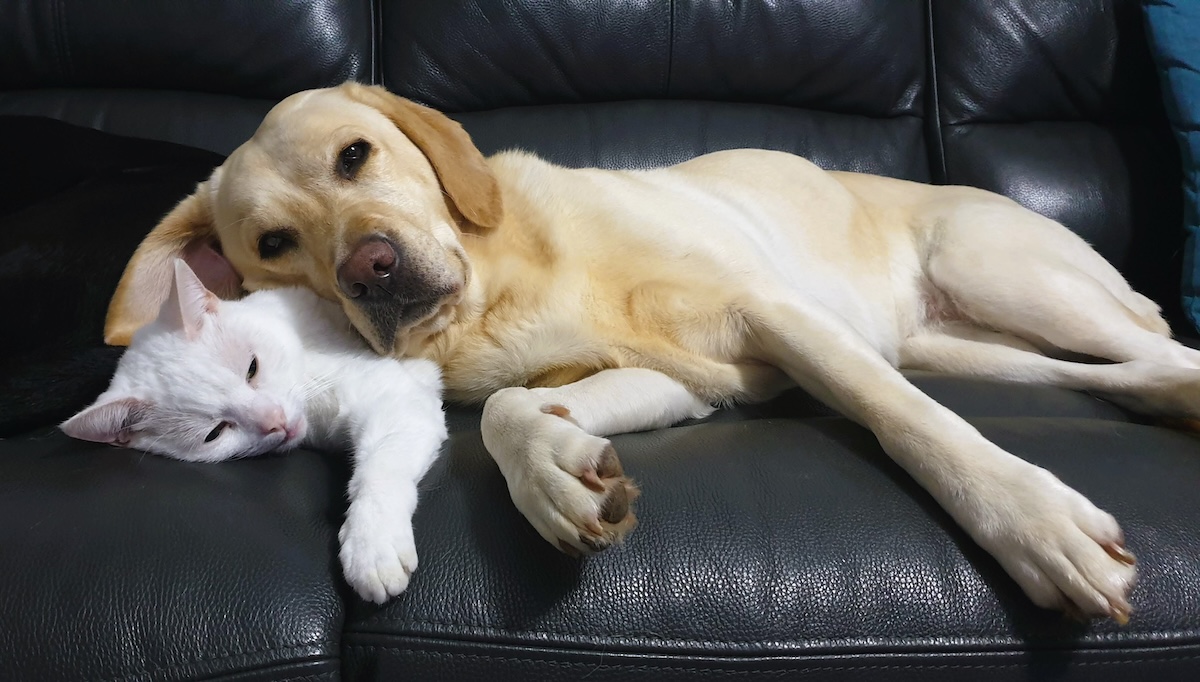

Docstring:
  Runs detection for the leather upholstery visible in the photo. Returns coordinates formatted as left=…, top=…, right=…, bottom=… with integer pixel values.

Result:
left=346, top=418, right=1200, bottom=681
left=1, top=1, right=1197, bottom=680
left=0, top=0, right=372, bottom=99
left=932, top=0, right=1183, bottom=317
left=455, top=102, right=930, bottom=180
left=380, top=0, right=925, bottom=118
left=0, top=430, right=344, bottom=681
left=0, top=89, right=276, bottom=155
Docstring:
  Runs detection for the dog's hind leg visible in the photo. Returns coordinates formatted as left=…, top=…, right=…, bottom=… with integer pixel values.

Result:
left=745, top=295, right=1135, bottom=622
left=922, top=200, right=1200, bottom=369
left=901, top=323, right=1200, bottom=420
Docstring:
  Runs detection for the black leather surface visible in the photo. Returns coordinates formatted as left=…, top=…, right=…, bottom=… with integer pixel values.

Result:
left=931, top=0, right=1185, bottom=326
left=931, top=0, right=1161, bottom=126
left=344, top=418, right=1200, bottom=680
left=0, top=89, right=276, bottom=156
left=382, top=0, right=924, bottom=117
left=455, top=102, right=929, bottom=180
left=0, top=0, right=372, bottom=99
left=0, top=430, right=345, bottom=682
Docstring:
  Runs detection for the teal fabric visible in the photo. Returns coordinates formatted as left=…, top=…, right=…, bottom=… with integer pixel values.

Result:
left=1144, top=0, right=1200, bottom=332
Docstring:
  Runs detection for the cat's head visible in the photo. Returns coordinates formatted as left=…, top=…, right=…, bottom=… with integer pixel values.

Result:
left=62, top=259, right=308, bottom=462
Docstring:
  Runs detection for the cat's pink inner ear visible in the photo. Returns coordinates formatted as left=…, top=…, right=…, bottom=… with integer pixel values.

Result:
left=162, top=259, right=219, bottom=338
left=60, top=397, right=148, bottom=446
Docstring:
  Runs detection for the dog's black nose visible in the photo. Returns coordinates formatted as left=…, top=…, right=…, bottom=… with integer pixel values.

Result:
left=338, top=237, right=399, bottom=300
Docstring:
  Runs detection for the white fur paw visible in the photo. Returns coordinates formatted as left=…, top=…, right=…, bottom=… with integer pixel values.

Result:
left=509, top=406, right=639, bottom=557
left=972, top=466, right=1136, bottom=623
left=338, top=505, right=419, bottom=604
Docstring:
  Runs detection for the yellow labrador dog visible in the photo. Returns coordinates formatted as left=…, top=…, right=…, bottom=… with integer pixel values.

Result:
left=109, top=82, right=1198, bottom=622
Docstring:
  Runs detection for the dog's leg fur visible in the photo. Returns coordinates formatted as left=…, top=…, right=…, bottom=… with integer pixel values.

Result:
left=902, top=324, right=1200, bottom=419
left=922, top=200, right=1200, bottom=368
left=482, top=368, right=714, bottom=555
left=747, top=295, right=1136, bottom=622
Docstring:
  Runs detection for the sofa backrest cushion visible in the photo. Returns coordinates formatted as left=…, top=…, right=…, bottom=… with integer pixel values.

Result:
left=0, top=0, right=373, bottom=99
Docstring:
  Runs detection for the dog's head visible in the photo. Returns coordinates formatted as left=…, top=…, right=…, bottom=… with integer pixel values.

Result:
left=105, top=83, right=502, bottom=355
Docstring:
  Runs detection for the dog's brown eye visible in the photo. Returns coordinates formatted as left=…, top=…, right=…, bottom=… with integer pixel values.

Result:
left=337, top=140, right=371, bottom=180
left=205, top=421, right=230, bottom=443
left=246, top=356, right=258, bottom=382
left=257, top=230, right=296, bottom=259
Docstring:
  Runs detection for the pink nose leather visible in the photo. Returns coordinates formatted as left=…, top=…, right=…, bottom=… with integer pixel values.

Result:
left=257, top=406, right=287, bottom=435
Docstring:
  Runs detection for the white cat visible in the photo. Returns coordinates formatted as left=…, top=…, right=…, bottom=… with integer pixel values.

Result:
left=62, top=259, right=447, bottom=603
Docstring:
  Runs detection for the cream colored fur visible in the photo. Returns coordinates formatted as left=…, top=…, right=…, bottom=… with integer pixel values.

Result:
left=109, top=83, right=1198, bottom=624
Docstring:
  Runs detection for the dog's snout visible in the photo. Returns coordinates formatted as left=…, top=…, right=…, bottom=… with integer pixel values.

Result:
left=338, top=237, right=399, bottom=300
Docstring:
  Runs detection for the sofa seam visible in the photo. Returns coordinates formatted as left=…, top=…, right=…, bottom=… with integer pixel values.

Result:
left=346, top=621, right=1200, bottom=652
left=664, top=0, right=675, bottom=96
left=344, top=645, right=1200, bottom=671
left=924, top=0, right=947, bottom=184
left=97, top=639, right=338, bottom=682
left=369, top=0, right=381, bottom=85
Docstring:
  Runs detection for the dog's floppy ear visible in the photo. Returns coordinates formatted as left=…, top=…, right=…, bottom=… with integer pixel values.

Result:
left=338, top=82, right=503, bottom=232
left=104, top=175, right=242, bottom=346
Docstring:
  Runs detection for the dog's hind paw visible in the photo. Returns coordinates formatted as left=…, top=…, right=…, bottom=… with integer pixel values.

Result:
left=968, top=464, right=1137, bottom=624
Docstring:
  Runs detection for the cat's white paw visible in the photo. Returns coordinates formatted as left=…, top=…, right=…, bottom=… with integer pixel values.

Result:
left=338, top=504, right=418, bottom=604
left=967, top=465, right=1137, bottom=623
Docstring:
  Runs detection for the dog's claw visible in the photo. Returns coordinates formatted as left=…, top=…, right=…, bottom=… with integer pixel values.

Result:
left=1110, top=600, right=1132, bottom=626
left=580, top=469, right=605, bottom=493
left=557, top=539, right=581, bottom=558
left=1104, top=542, right=1137, bottom=566
left=580, top=534, right=610, bottom=553
left=600, top=482, right=631, bottom=523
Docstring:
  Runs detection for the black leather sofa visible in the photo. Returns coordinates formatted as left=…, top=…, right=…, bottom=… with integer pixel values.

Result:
left=3, top=1, right=1199, bottom=680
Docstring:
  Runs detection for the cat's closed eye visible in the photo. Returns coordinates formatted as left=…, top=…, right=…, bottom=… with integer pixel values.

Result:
left=247, top=356, right=258, bottom=382
left=205, top=421, right=230, bottom=443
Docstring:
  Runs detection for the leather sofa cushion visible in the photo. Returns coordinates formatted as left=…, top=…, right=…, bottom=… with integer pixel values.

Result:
left=379, top=0, right=925, bottom=118
left=0, top=434, right=345, bottom=681
left=343, top=418, right=1200, bottom=681
left=0, top=0, right=371, bottom=99
left=0, top=89, right=276, bottom=156
left=456, top=102, right=930, bottom=181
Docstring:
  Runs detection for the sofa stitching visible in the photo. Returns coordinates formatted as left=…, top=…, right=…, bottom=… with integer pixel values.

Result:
left=350, top=617, right=1200, bottom=649
left=344, top=645, right=1200, bottom=671
left=98, top=640, right=338, bottom=682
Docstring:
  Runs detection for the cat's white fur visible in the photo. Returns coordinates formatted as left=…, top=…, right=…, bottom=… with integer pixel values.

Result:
left=62, top=259, right=447, bottom=603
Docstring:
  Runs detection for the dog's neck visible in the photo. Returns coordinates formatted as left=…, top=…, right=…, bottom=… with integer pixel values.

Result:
left=404, top=183, right=576, bottom=402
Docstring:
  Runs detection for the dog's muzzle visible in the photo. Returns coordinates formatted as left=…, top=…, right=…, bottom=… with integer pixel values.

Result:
left=337, top=235, right=454, bottom=347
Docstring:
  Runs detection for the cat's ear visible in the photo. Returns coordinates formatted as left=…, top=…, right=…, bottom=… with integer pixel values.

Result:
left=60, top=396, right=149, bottom=446
left=159, top=259, right=220, bottom=339
left=104, top=170, right=243, bottom=346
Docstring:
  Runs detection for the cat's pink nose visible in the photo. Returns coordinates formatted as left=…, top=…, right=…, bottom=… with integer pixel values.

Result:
left=258, top=406, right=287, bottom=435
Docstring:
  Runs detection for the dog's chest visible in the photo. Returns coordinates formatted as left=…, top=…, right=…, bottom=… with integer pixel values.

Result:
left=436, top=301, right=621, bottom=403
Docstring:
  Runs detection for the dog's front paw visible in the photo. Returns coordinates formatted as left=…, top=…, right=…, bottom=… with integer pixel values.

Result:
left=511, top=404, right=640, bottom=557
left=338, top=504, right=418, bottom=604
left=483, top=388, right=641, bottom=557
left=972, top=466, right=1136, bottom=623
